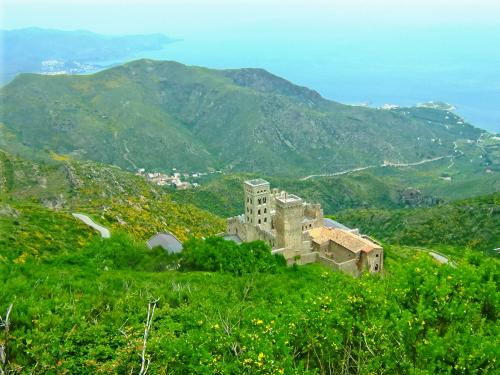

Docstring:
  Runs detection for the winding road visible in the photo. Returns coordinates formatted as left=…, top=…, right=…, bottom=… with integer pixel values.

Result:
left=72, top=213, right=111, bottom=238
left=428, top=251, right=450, bottom=264
left=410, top=247, right=455, bottom=267
left=300, top=155, right=452, bottom=181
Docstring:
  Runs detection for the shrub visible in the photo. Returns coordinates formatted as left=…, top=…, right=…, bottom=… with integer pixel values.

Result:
left=179, top=237, right=286, bottom=275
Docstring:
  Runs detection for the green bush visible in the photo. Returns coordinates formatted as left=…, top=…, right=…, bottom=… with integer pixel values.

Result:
left=180, top=237, right=286, bottom=275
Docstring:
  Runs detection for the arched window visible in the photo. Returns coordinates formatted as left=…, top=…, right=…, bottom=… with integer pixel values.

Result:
left=258, top=219, right=261, bottom=224
left=258, top=198, right=262, bottom=205
left=258, top=209, right=261, bottom=215
left=264, top=208, right=267, bottom=213
left=264, top=217, right=267, bottom=222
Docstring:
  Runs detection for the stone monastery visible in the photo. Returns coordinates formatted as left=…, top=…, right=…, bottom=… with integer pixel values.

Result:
left=224, top=179, right=383, bottom=277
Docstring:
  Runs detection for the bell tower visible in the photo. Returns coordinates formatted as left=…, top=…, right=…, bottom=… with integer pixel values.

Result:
left=244, top=179, right=271, bottom=230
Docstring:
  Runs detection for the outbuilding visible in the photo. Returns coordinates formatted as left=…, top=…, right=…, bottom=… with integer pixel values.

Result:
left=147, top=232, right=183, bottom=253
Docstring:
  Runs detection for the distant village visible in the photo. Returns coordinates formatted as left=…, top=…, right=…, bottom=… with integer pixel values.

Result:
left=40, top=59, right=99, bottom=75
left=136, top=168, right=222, bottom=189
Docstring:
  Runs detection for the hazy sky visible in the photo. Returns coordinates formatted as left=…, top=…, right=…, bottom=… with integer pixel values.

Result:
left=3, top=0, right=500, bottom=38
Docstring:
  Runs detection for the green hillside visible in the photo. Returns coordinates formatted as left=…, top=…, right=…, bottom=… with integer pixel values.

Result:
left=1, top=58, right=498, bottom=373
left=171, top=173, right=407, bottom=218
left=171, top=140, right=499, bottom=218
left=1, top=150, right=498, bottom=373
left=0, top=59, right=486, bottom=176
left=337, top=193, right=500, bottom=255
left=0, top=150, right=224, bottom=243
left=1, top=219, right=498, bottom=373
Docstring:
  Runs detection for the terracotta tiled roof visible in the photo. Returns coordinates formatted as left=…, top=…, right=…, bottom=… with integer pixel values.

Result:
left=308, top=227, right=334, bottom=244
left=308, top=227, right=381, bottom=253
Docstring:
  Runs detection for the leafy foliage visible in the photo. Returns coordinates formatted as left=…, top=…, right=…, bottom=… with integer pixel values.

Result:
left=180, top=237, right=286, bottom=275
left=338, top=192, right=500, bottom=254
left=0, top=150, right=498, bottom=373
left=0, top=236, right=498, bottom=373
left=0, top=200, right=96, bottom=263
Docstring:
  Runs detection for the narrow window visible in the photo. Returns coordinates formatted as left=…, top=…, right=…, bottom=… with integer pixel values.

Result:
left=258, top=209, right=261, bottom=215
left=258, top=219, right=261, bottom=224
left=258, top=198, right=262, bottom=205
left=264, top=217, right=267, bottom=222
left=376, top=254, right=379, bottom=257
left=263, top=197, right=267, bottom=203
left=251, top=209, right=253, bottom=214
left=374, top=264, right=379, bottom=271
left=264, top=208, right=267, bottom=213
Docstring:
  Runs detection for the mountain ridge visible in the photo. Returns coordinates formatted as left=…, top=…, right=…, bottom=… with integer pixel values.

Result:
left=0, top=59, right=487, bottom=176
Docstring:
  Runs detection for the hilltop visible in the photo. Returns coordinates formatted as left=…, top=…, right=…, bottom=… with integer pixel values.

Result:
left=0, top=59, right=487, bottom=176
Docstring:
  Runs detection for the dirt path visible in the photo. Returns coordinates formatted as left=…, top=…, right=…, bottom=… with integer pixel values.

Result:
left=122, top=140, right=138, bottom=170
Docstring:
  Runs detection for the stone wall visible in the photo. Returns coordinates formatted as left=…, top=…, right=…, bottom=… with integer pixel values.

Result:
left=318, top=256, right=359, bottom=277
left=327, top=242, right=359, bottom=264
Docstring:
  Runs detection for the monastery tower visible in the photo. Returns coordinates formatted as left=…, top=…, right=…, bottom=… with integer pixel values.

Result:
left=244, top=179, right=271, bottom=230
